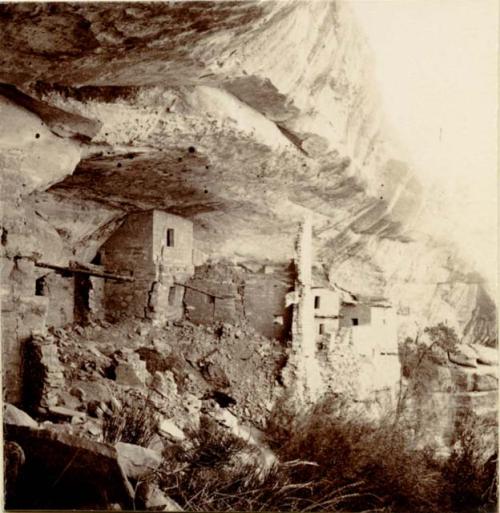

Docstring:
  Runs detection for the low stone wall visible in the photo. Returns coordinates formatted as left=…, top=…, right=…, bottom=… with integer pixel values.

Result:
left=2, top=293, right=49, bottom=404
left=23, top=334, right=65, bottom=413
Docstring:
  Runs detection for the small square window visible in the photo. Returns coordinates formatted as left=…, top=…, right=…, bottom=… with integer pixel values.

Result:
left=314, top=296, right=320, bottom=309
left=166, top=228, right=175, bottom=247
left=352, top=318, right=359, bottom=326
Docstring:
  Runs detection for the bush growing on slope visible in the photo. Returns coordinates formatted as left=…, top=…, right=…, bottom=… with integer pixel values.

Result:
left=268, top=396, right=445, bottom=513
left=102, top=397, right=158, bottom=447
left=442, top=410, right=498, bottom=512
left=155, top=394, right=497, bottom=512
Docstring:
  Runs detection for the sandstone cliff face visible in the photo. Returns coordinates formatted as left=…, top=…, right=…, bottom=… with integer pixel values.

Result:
left=0, top=0, right=495, bottom=347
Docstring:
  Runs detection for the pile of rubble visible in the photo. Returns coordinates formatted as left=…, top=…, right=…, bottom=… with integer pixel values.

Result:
left=4, top=317, right=287, bottom=509
left=49, top=318, right=286, bottom=428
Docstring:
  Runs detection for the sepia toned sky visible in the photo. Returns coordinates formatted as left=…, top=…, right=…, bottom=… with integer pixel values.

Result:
left=350, top=0, right=498, bottom=287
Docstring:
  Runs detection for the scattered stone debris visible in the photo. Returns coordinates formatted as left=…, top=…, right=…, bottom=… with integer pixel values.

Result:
left=5, top=317, right=285, bottom=509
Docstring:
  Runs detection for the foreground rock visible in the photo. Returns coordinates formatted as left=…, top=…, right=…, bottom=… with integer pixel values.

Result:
left=4, top=425, right=134, bottom=510
left=136, top=481, right=183, bottom=511
left=115, top=441, right=162, bottom=480
left=4, top=403, right=38, bottom=428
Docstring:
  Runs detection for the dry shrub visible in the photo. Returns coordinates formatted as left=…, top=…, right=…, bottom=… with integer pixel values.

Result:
left=268, top=396, right=444, bottom=513
left=102, top=398, right=157, bottom=447
left=156, top=417, right=318, bottom=512
left=442, top=410, right=498, bottom=512
left=270, top=394, right=498, bottom=513
left=148, top=395, right=497, bottom=513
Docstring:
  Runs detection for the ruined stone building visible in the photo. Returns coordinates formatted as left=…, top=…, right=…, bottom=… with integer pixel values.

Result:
left=184, top=264, right=293, bottom=340
left=339, top=297, right=398, bottom=356
left=100, top=210, right=194, bottom=324
left=312, top=287, right=341, bottom=337
left=285, top=216, right=401, bottom=403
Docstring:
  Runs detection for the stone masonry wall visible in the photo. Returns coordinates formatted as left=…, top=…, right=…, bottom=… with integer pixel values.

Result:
left=339, top=303, right=371, bottom=327
left=101, top=210, right=194, bottom=323
left=152, top=210, right=193, bottom=267
left=43, top=272, right=74, bottom=328
left=1, top=257, right=49, bottom=404
left=23, top=333, right=65, bottom=414
left=184, top=263, right=293, bottom=340
left=101, top=212, right=154, bottom=321
left=243, top=273, right=290, bottom=340
left=2, top=295, right=49, bottom=404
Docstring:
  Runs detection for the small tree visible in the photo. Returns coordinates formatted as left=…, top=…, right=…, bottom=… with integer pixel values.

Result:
left=396, top=322, right=460, bottom=420
left=423, top=322, right=460, bottom=352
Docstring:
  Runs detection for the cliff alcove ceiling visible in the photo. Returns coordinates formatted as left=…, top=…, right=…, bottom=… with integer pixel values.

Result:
left=0, top=1, right=496, bottom=344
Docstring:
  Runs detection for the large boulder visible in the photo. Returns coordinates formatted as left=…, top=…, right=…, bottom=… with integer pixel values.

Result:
left=473, top=372, right=498, bottom=392
left=113, top=351, right=151, bottom=388
left=4, top=404, right=38, bottom=428
left=69, top=379, right=113, bottom=404
left=115, top=441, right=162, bottom=480
left=473, top=344, right=498, bottom=366
left=4, top=425, right=133, bottom=510
left=448, top=344, right=478, bottom=368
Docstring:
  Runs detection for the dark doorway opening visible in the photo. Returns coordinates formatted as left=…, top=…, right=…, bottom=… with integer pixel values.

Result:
left=35, top=276, right=47, bottom=296
left=74, top=274, right=92, bottom=325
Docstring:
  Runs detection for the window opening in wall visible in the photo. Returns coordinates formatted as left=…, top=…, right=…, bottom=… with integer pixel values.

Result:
left=352, top=318, right=359, bottom=326
left=166, top=228, right=175, bottom=247
left=319, top=323, right=325, bottom=335
left=35, top=276, right=47, bottom=296
left=168, top=286, right=176, bottom=305
left=314, top=296, right=320, bottom=309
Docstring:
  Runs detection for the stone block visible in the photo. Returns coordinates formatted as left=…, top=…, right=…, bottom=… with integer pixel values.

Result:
left=47, top=406, right=86, bottom=422
left=473, top=344, right=498, bottom=366
left=115, top=442, right=162, bottom=480
left=4, top=404, right=38, bottom=428
left=473, top=372, right=498, bottom=392
left=4, top=425, right=134, bottom=510
left=70, top=380, right=113, bottom=404
left=448, top=345, right=478, bottom=368
left=158, top=418, right=185, bottom=442
left=136, top=482, right=183, bottom=511
left=115, top=360, right=149, bottom=388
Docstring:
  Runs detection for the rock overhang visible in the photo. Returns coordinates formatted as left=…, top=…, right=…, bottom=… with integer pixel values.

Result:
left=0, top=0, right=494, bottom=344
